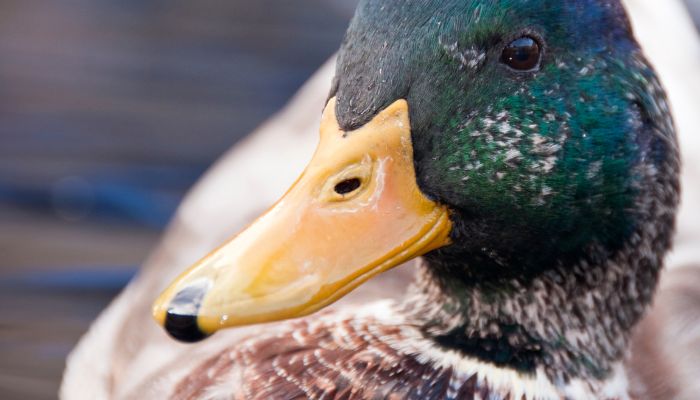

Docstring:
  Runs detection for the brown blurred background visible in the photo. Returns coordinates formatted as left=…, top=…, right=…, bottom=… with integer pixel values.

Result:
left=0, top=1, right=698, bottom=399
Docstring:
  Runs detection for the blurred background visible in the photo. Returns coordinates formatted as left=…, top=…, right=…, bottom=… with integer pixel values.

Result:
left=0, top=1, right=698, bottom=399
left=0, top=1, right=356, bottom=398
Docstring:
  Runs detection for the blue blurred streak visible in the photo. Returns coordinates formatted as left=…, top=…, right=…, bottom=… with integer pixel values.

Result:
left=0, top=267, right=137, bottom=292
left=0, top=164, right=205, bottom=229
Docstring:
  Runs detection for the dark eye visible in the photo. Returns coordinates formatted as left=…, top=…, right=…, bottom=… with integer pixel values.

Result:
left=500, top=36, right=541, bottom=71
left=334, top=178, right=361, bottom=195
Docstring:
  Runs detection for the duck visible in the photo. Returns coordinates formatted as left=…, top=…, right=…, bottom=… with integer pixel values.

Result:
left=61, top=0, right=700, bottom=399
left=148, top=0, right=682, bottom=397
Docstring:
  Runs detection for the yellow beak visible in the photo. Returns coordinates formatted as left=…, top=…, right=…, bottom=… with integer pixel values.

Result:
left=152, top=97, right=452, bottom=342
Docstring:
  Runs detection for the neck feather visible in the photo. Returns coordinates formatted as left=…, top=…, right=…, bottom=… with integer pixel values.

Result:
left=399, top=161, right=678, bottom=388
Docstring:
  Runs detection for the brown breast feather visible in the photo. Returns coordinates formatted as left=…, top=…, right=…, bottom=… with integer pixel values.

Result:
left=171, top=315, right=498, bottom=400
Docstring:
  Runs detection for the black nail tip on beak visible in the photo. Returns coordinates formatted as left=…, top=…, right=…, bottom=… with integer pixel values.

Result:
left=163, top=278, right=213, bottom=343
left=164, top=310, right=210, bottom=343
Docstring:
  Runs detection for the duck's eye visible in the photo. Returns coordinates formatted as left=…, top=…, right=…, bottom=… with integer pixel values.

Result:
left=334, top=178, right=362, bottom=195
left=501, top=36, right=541, bottom=71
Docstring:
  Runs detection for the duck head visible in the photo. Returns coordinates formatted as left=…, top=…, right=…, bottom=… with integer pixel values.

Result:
left=154, top=0, right=679, bottom=383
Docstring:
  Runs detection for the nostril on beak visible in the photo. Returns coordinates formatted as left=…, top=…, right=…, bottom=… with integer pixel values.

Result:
left=334, top=177, right=362, bottom=195
left=163, top=278, right=212, bottom=343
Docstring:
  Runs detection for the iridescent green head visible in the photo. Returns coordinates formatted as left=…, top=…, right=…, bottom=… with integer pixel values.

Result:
left=330, top=0, right=676, bottom=280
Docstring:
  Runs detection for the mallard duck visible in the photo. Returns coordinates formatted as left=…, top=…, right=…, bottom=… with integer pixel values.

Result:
left=62, top=0, right=700, bottom=399
left=144, top=0, right=683, bottom=397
